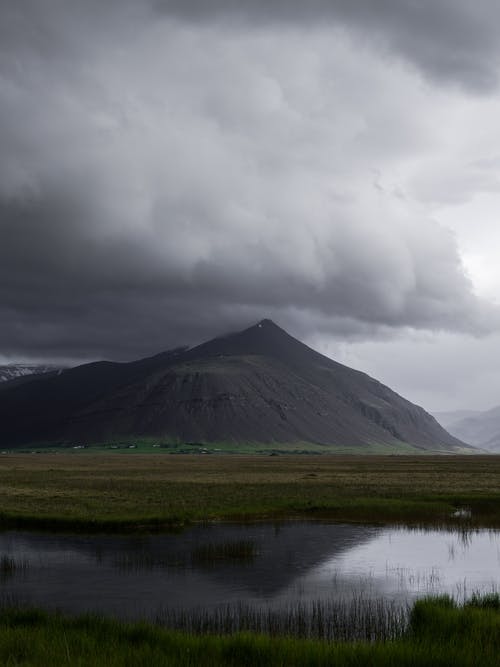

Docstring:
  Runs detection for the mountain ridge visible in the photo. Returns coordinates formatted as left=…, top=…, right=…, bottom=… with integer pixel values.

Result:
left=0, top=364, right=64, bottom=384
left=0, top=320, right=471, bottom=452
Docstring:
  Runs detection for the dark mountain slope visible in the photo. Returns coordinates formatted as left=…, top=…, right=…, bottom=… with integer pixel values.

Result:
left=0, top=320, right=469, bottom=451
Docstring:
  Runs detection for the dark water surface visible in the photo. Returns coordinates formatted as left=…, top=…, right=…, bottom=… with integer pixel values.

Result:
left=0, top=522, right=499, bottom=621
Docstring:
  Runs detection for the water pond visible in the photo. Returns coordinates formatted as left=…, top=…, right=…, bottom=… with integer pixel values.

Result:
left=0, top=522, right=499, bottom=638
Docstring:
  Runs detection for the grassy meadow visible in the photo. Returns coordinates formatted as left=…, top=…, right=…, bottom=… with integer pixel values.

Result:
left=0, top=453, right=499, bottom=529
left=1, top=454, right=500, bottom=665
left=0, top=596, right=499, bottom=666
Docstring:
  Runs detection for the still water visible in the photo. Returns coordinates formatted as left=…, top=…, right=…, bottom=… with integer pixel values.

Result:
left=0, top=523, right=499, bottom=621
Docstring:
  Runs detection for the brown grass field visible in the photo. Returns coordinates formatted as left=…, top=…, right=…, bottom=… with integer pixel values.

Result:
left=0, top=453, right=499, bottom=530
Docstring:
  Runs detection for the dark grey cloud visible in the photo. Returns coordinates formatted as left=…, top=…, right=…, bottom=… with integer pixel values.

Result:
left=0, top=0, right=499, bottom=363
left=156, top=0, right=500, bottom=91
left=0, top=179, right=496, bottom=361
left=2, top=1, right=500, bottom=92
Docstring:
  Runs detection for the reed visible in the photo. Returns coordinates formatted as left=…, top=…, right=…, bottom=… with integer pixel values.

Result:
left=191, top=540, right=258, bottom=565
left=0, top=555, right=28, bottom=580
left=0, top=595, right=499, bottom=665
left=155, top=596, right=409, bottom=641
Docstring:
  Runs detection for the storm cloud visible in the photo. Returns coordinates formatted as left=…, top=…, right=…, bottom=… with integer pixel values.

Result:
left=1, top=0, right=500, bottom=365
left=157, top=0, right=500, bottom=91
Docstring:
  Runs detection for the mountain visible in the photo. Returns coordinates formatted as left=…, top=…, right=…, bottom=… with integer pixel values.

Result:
left=432, top=410, right=480, bottom=429
left=435, top=406, right=500, bottom=453
left=0, top=320, right=471, bottom=452
left=0, top=364, right=64, bottom=384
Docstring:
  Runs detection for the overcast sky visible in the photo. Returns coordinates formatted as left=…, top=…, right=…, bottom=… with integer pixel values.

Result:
left=2, top=0, right=500, bottom=412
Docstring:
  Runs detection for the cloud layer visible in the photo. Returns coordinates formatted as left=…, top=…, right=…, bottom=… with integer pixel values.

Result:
left=1, top=1, right=499, bottom=361
left=158, top=0, right=500, bottom=91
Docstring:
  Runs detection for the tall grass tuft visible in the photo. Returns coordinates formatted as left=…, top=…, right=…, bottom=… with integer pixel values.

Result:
left=468, top=592, right=500, bottom=609
left=113, top=540, right=258, bottom=572
left=156, top=596, right=409, bottom=641
left=191, top=540, right=258, bottom=565
left=0, top=596, right=500, bottom=665
left=0, top=555, right=28, bottom=580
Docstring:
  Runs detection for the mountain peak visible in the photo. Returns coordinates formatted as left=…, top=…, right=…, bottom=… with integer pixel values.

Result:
left=240, top=319, right=282, bottom=333
left=188, top=318, right=302, bottom=360
left=248, top=318, right=286, bottom=335
left=0, top=318, right=470, bottom=452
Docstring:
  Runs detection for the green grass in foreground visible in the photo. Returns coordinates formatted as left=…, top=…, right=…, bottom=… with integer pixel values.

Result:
left=1, top=454, right=500, bottom=530
left=0, top=596, right=499, bottom=666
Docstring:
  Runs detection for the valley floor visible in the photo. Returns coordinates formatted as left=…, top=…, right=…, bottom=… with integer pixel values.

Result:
left=1, top=454, right=500, bottom=665
left=0, top=453, right=499, bottom=529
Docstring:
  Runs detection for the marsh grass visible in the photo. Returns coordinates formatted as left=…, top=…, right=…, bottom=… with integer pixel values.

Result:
left=0, top=555, right=28, bottom=581
left=0, top=595, right=499, bottom=665
left=191, top=540, right=258, bottom=565
left=1, top=454, right=500, bottom=530
left=112, top=539, right=258, bottom=572
left=467, top=592, right=500, bottom=609
left=156, top=597, right=409, bottom=641
left=112, top=552, right=182, bottom=572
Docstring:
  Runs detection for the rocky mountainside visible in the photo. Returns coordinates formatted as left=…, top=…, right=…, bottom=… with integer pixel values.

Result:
left=0, top=320, right=471, bottom=452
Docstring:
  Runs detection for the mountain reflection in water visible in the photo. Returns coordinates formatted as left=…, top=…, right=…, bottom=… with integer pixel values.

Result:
left=0, top=522, right=498, bottom=620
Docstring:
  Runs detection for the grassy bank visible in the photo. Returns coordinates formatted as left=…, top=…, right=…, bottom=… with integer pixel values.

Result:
left=8, top=438, right=429, bottom=455
left=0, top=596, right=499, bottom=666
left=0, top=454, right=500, bottom=530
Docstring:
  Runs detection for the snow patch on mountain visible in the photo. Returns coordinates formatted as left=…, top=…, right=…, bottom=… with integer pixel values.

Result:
left=0, top=364, right=64, bottom=383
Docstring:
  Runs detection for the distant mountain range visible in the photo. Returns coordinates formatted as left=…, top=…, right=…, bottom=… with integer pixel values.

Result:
left=0, top=320, right=471, bottom=452
left=0, top=364, right=64, bottom=384
left=434, top=408, right=500, bottom=453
